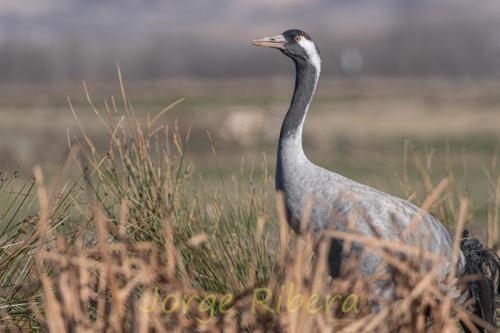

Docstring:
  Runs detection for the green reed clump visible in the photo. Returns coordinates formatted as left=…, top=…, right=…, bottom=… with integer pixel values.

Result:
left=71, top=72, right=277, bottom=295
left=0, top=163, right=88, bottom=329
left=0, top=172, right=37, bottom=328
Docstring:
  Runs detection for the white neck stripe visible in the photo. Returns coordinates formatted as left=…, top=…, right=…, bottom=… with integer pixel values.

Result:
left=298, top=38, right=321, bottom=74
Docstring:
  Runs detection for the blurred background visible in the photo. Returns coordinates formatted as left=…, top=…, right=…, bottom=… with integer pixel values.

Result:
left=1, top=0, right=500, bottom=207
left=2, top=0, right=500, bottom=80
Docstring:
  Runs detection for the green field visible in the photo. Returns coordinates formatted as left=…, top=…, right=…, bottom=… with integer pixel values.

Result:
left=1, top=77, right=499, bottom=230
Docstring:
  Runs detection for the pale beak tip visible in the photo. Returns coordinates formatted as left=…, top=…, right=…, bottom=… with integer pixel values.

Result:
left=251, top=39, right=262, bottom=46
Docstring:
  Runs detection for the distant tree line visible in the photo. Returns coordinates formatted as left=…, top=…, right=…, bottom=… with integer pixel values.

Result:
left=1, top=13, right=500, bottom=82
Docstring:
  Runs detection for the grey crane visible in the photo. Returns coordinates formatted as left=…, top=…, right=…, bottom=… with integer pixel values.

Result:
left=252, top=29, right=499, bottom=330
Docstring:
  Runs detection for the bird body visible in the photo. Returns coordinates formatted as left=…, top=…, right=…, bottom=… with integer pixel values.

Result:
left=279, top=150, right=459, bottom=276
left=252, top=29, right=499, bottom=330
left=254, top=30, right=461, bottom=278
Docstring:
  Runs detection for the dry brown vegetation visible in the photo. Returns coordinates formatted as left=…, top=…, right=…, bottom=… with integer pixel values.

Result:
left=0, top=72, right=499, bottom=332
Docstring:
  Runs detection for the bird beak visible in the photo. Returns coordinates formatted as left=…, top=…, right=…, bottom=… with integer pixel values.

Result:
left=251, top=34, right=286, bottom=49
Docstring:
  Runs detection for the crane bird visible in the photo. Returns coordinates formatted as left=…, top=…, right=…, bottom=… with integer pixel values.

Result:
left=252, top=29, right=499, bottom=329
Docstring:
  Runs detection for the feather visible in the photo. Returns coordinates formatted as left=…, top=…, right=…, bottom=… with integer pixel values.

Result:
left=460, top=230, right=500, bottom=332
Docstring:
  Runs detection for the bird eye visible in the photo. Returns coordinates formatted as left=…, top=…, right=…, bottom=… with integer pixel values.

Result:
left=294, top=35, right=302, bottom=42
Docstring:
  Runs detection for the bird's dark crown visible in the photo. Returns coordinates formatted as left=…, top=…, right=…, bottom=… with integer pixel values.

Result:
left=282, top=29, right=313, bottom=43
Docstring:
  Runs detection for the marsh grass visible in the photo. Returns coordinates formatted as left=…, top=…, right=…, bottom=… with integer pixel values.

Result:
left=0, top=69, right=498, bottom=331
left=0, top=157, right=90, bottom=329
left=68, top=72, right=277, bottom=296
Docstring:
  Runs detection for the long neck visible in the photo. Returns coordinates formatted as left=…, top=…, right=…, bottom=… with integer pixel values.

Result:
left=280, top=60, right=320, bottom=139
left=276, top=59, right=320, bottom=191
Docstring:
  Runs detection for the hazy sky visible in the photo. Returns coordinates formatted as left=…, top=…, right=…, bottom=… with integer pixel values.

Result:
left=1, top=0, right=500, bottom=80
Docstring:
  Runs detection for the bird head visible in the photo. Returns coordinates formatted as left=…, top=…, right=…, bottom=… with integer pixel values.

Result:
left=252, top=29, right=321, bottom=69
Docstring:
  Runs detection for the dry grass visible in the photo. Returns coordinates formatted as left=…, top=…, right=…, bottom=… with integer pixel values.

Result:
left=0, top=71, right=498, bottom=332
